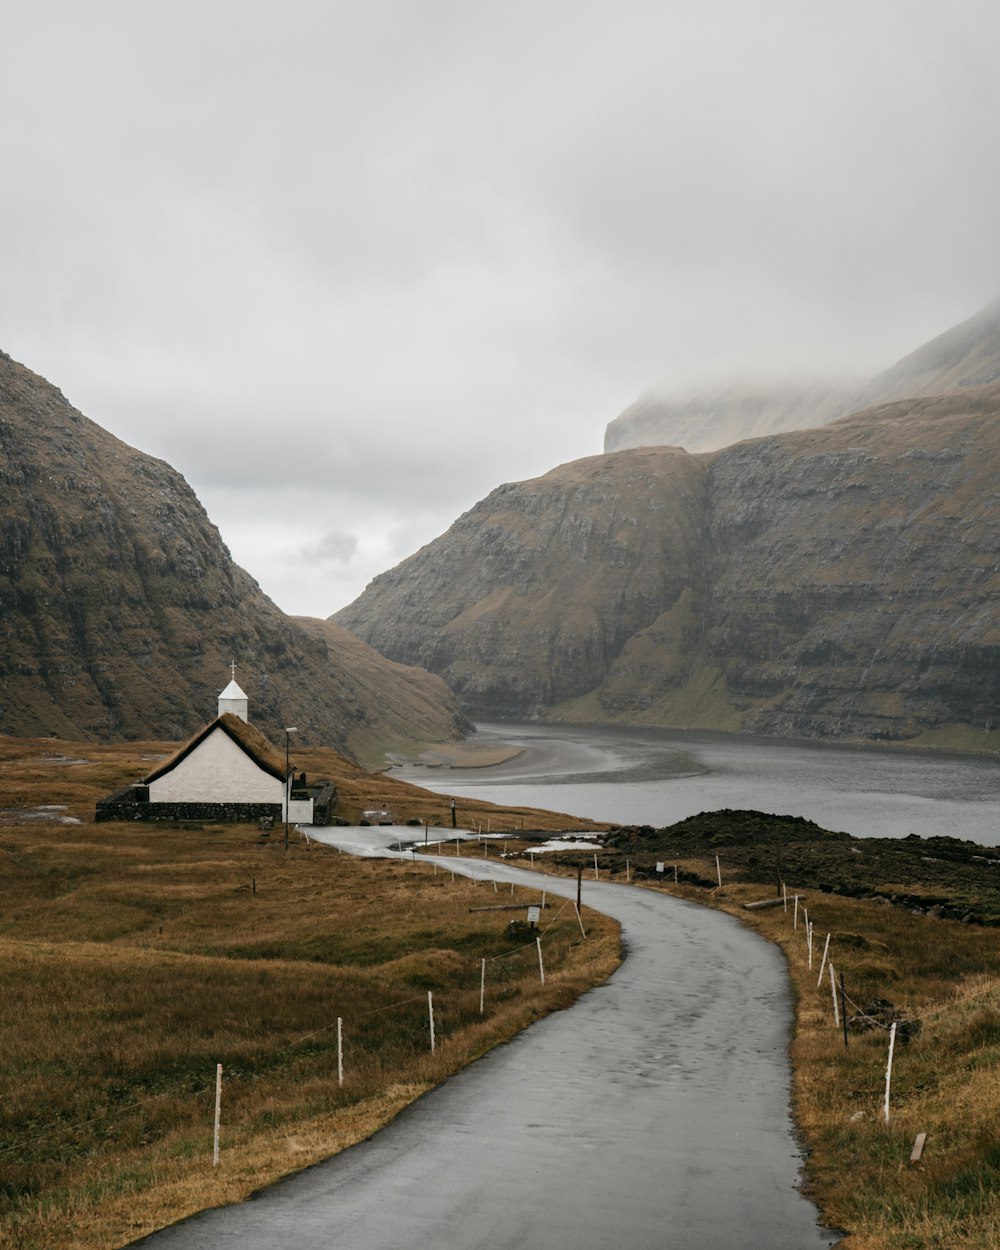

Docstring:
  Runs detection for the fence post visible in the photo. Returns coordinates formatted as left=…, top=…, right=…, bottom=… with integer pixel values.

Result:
left=884, top=1022, right=897, bottom=1123
left=715, top=855, right=722, bottom=888
left=536, top=937, right=545, bottom=985
left=212, top=1063, right=222, bottom=1168
left=817, top=932, right=831, bottom=988
left=574, top=903, right=587, bottom=938
left=840, top=971, right=849, bottom=1049
left=337, top=1017, right=344, bottom=1087
left=829, top=963, right=839, bottom=1029
left=480, top=959, right=486, bottom=1016
left=428, top=991, right=436, bottom=1053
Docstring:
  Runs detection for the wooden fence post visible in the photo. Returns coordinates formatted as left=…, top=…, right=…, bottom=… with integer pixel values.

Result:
left=337, top=1017, right=344, bottom=1087
left=840, top=971, right=849, bottom=1048
left=212, top=1063, right=222, bottom=1168
left=884, top=1022, right=897, bottom=1123
left=817, top=932, right=831, bottom=988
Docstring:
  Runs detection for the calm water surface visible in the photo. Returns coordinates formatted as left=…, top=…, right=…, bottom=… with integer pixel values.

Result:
left=392, top=722, right=1000, bottom=845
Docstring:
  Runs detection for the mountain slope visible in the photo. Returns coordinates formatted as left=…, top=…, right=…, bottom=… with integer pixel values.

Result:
left=604, top=297, right=1000, bottom=454
left=0, top=350, right=469, bottom=754
left=336, top=386, right=1000, bottom=746
left=604, top=382, right=857, bottom=454
left=337, top=448, right=708, bottom=717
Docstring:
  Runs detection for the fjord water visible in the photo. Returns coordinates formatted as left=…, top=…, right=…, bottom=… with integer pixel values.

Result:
left=394, top=722, right=1000, bottom=844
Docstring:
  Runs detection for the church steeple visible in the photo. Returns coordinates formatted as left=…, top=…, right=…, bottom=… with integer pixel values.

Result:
left=218, top=661, right=249, bottom=722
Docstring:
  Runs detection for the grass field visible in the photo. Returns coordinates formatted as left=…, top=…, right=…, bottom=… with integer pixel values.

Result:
left=5, top=733, right=999, bottom=1249
left=0, top=735, right=619, bottom=1249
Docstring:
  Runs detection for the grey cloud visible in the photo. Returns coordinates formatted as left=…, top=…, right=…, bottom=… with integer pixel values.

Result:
left=2, top=0, right=999, bottom=614
left=295, top=529, right=359, bottom=566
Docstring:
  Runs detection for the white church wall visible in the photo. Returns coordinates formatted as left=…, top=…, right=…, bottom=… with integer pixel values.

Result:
left=148, top=729, right=284, bottom=804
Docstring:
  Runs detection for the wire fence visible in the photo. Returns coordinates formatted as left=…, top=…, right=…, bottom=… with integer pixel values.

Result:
left=763, top=878, right=999, bottom=1128
left=0, top=863, right=584, bottom=1171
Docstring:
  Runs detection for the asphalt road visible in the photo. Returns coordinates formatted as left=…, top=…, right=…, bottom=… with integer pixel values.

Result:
left=133, top=838, right=838, bottom=1250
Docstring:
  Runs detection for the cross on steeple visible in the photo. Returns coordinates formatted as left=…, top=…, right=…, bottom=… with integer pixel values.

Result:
left=230, top=659, right=237, bottom=681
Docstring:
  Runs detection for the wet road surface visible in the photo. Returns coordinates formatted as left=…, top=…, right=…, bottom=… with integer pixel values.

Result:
left=133, top=837, right=838, bottom=1250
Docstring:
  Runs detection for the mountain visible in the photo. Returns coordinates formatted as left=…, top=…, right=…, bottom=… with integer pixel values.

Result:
left=604, top=298, right=1000, bottom=453
left=0, top=350, right=469, bottom=757
left=603, top=382, right=858, bottom=454
left=335, top=384, right=1000, bottom=747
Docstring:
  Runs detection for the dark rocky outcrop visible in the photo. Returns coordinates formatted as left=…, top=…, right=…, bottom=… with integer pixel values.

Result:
left=0, top=350, right=469, bottom=756
left=335, top=385, right=1000, bottom=747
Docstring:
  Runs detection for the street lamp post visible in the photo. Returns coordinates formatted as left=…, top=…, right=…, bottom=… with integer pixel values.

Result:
left=284, top=727, right=298, bottom=850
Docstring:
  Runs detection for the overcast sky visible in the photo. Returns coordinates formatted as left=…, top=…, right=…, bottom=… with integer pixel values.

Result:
left=3, top=0, right=999, bottom=616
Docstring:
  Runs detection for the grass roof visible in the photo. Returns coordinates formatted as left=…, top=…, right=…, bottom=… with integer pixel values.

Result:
left=143, top=713, right=288, bottom=784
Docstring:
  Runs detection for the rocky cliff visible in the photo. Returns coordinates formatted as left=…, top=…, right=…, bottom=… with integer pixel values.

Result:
left=336, top=385, right=1000, bottom=746
left=604, top=297, right=1000, bottom=454
left=0, top=350, right=469, bottom=756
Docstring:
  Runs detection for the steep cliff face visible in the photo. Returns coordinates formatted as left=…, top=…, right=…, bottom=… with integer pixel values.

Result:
left=0, top=350, right=469, bottom=753
left=604, top=297, right=1000, bottom=454
left=337, top=448, right=708, bottom=716
left=336, top=387, right=1000, bottom=745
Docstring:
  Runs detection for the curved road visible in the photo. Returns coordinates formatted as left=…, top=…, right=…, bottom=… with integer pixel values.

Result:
left=134, top=837, right=838, bottom=1250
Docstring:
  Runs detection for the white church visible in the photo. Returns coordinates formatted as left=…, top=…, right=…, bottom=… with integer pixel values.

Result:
left=96, top=677, right=335, bottom=826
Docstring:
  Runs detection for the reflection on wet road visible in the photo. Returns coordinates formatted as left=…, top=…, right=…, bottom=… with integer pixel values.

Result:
left=133, top=834, right=838, bottom=1250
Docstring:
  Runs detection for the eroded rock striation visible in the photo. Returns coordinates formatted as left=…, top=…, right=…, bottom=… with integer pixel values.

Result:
left=336, top=386, right=1000, bottom=746
left=0, top=350, right=469, bottom=755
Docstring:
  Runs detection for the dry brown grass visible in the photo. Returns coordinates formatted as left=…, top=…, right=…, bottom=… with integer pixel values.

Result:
left=575, top=853, right=1000, bottom=1250
left=0, top=735, right=619, bottom=1250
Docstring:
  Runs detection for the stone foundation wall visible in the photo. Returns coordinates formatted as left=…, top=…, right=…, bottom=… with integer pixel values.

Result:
left=95, top=784, right=336, bottom=825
